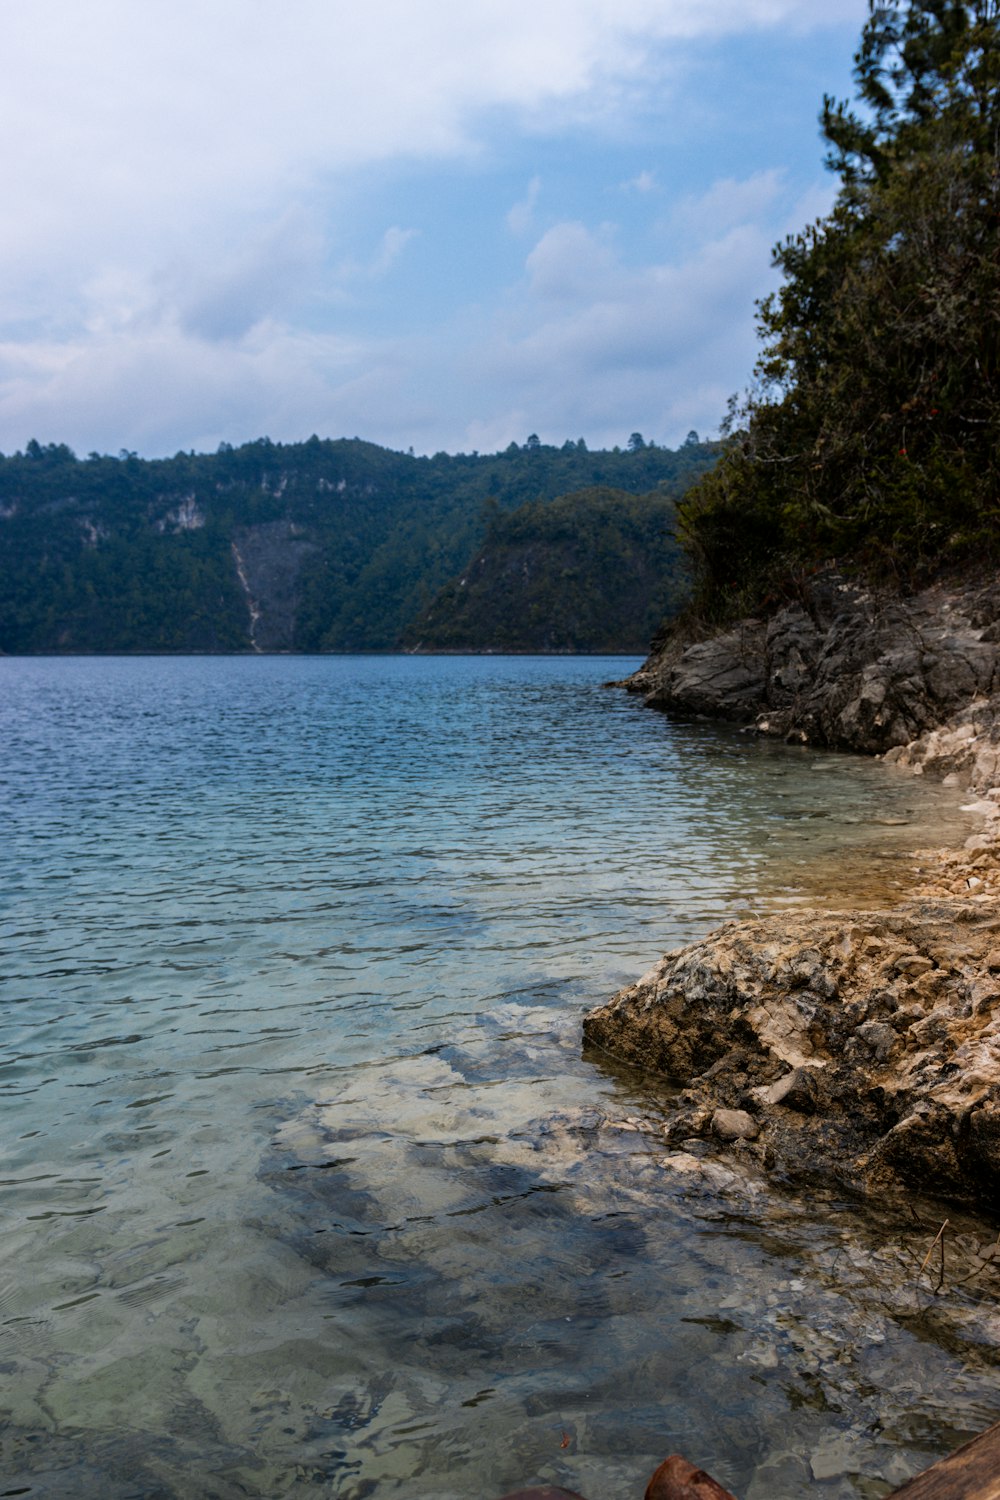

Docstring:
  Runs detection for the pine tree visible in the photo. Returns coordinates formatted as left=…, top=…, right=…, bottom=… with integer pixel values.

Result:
left=679, top=0, right=1000, bottom=617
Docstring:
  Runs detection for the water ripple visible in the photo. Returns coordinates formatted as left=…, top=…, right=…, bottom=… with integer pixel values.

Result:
left=0, top=654, right=990, bottom=1499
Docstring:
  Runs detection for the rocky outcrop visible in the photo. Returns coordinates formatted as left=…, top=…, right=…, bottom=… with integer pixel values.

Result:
left=231, top=521, right=316, bottom=652
left=584, top=899, right=1000, bottom=1209
left=596, top=566, right=1000, bottom=1208
left=629, top=570, right=1000, bottom=757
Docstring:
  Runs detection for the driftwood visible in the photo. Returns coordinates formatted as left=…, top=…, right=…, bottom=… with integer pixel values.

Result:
left=645, top=1455, right=738, bottom=1500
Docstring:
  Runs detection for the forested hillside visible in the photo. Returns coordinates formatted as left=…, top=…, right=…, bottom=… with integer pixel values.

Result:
left=677, top=0, right=999, bottom=623
left=0, top=433, right=716, bottom=653
left=402, top=486, right=687, bottom=652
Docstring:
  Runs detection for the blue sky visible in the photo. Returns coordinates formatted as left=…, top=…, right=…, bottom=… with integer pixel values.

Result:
left=0, top=0, right=870, bottom=458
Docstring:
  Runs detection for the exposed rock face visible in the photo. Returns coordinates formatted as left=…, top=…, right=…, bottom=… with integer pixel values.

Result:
left=231, top=521, right=317, bottom=652
left=583, top=901, right=1000, bottom=1208
left=629, top=571, right=1000, bottom=758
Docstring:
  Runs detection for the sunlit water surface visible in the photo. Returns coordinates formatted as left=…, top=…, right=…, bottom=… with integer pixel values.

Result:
left=2, top=655, right=997, bottom=1500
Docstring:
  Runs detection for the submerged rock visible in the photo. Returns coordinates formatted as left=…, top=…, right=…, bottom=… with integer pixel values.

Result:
left=583, top=900, right=1000, bottom=1208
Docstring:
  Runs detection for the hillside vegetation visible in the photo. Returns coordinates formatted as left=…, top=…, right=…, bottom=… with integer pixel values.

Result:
left=678, top=0, right=1000, bottom=623
left=402, top=485, right=688, bottom=653
left=0, top=434, right=716, bottom=654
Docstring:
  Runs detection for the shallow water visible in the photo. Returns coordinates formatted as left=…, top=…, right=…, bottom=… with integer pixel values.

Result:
left=1, top=654, right=996, bottom=1499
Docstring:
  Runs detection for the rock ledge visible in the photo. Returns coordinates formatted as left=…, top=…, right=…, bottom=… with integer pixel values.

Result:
left=584, top=899, right=1000, bottom=1208
left=629, top=569, right=1000, bottom=761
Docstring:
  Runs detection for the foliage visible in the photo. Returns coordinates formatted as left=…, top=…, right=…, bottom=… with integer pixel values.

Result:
left=0, top=434, right=718, bottom=653
left=678, top=0, right=1000, bottom=620
left=400, top=485, right=695, bottom=653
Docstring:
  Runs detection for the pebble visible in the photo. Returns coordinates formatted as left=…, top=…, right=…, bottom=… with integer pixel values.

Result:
left=712, top=1108, right=759, bottom=1142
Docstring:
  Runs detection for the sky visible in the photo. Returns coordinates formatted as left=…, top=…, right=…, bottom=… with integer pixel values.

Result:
left=0, top=0, right=871, bottom=459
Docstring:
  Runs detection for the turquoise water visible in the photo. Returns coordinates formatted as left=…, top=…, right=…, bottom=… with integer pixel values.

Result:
left=1, top=654, right=997, bottom=1500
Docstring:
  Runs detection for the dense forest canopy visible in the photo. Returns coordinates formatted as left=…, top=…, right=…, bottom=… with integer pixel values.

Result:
left=0, top=433, right=717, bottom=653
left=679, top=0, right=1000, bottom=620
left=401, top=485, right=689, bottom=653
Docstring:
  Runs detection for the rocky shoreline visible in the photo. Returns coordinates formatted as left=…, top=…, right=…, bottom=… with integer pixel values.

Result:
left=588, top=570, right=1000, bottom=1210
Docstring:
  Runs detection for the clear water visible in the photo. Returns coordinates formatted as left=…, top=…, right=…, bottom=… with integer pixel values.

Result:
left=1, top=654, right=997, bottom=1500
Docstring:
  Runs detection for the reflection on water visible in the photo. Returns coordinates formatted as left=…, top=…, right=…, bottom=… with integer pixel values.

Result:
left=0, top=655, right=994, bottom=1499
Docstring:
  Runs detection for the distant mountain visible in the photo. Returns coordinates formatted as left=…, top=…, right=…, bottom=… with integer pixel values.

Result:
left=0, top=434, right=717, bottom=653
left=402, top=486, right=687, bottom=653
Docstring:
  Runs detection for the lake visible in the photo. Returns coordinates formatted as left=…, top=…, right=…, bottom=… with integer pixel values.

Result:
left=2, top=654, right=998, bottom=1499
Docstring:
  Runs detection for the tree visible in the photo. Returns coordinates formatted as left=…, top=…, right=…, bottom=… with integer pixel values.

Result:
left=628, top=431, right=647, bottom=451
left=678, top=0, right=1000, bottom=617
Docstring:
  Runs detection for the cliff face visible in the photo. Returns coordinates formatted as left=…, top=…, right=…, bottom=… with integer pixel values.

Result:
left=231, top=522, right=317, bottom=653
left=629, top=570, right=1000, bottom=762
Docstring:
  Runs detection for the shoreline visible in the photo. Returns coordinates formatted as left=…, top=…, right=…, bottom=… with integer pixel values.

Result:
left=587, top=576, right=1000, bottom=1212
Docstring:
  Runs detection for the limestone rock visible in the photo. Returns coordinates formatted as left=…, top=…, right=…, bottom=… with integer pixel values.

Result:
left=711, top=1108, right=759, bottom=1142
left=606, top=567, right=1000, bottom=1204
left=629, top=569, right=1000, bottom=761
left=583, top=901, right=1000, bottom=1207
left=763, top=1066, right=818, bottom=1113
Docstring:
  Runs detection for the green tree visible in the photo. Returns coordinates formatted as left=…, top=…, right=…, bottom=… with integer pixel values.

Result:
left=679, top=0, right=1000, bottom=617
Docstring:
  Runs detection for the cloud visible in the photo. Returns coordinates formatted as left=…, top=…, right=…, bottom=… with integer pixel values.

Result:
left=0, top=2, right=866, bottom=268
left=525, top=223, right=618, bottom=302
left=622, top=170, right=657, bottom=194
left=673, top=169, right=786, bottom=239
left=0, top=320, right=383, bottom=459
left=493, top=224, right=771, bottom=384
left=0, top=167, right=839, bottom=459
left=459, top=173, right=837, bottom=450
left=368, top=227, right=420, bottom=279
left=0, top=0, right=868, bottom=455
left=507, top=177, right=542, bottom=236
left=163, top=211, right=328, bottom=343
left=333, top=227, right=423, bottom=287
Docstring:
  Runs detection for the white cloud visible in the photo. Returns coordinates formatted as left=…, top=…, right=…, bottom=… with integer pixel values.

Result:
left=507, top=177, right=542, bottom=237
left=459, top=173, right=836, bottom=450
left=494, top=223, right=771, bottom=383
left=0, top=319, right=385, bottom=458
left=622, top=170, right=658, bottom=194
left=525, top=223, right=618, bottom=302
left=0, top=166, right=839, bottom=458
left=0, top=0, right=868, bottom=454
left=334, top=227, right=423, bottom=286
left=368, top=227, right=420, bottom=279
left=673, top=169, right=786, bottom=238
left=163, top=210, right=328, bottom=343
left=0, top=2, right=866, bottom=266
